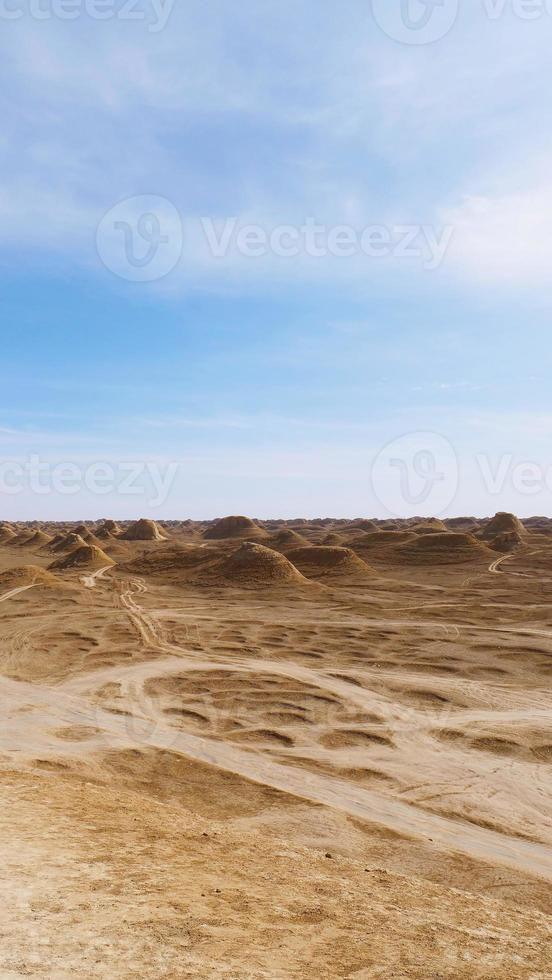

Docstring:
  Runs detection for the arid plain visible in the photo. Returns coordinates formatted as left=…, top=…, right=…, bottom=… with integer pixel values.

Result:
left=1, top=512, right=552, bottom=978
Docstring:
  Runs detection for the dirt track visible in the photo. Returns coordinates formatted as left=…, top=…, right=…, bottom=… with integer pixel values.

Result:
left=2, top=571, right=552, bottom=882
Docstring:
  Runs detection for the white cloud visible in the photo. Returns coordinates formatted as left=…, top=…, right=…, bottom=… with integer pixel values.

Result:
left=1, top=2, right=552, bottom=297
left=442, top=183, right=552, bottom=288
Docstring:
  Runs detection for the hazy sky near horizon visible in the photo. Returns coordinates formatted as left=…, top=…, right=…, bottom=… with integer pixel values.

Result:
left=1, top=0, right=552, bottom=519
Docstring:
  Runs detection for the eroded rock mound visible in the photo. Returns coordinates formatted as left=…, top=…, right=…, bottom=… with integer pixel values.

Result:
left=488, top=530, right=524, bottom=553
left=49, top=545, right=115, bottom=571
left=50, top=533, right=87, bottom=553
left=18, top=530, right=53, bottom=548
left=445, top=517, right=479, bottom=531
left=395, top=532, right=492, bottom=564
left=411, top=519, right=448, bottom=535
left=348, top=529, right=417, bottom=558
left=217, top=542, right=307, bottom=586
left=321, top=532, right=346, bottom=546
left=344, top=519, right=378, bottom=532
left=78, top=529, right=104, bottom=547
left=0, top=524, right=15, bottom=543
left=482, top=512, right=526, bottom=540
left=96, top=520, right=122, bottom=539
left=0, top=565, right=62, bottom=590
left=123, top=545, right=223, bottom=580
left=268, top=528, right=309, bottom=551
left=358, top=530, right=415, bottom=545
left=10, top=532, right=34, bottom=547
left=203, top=515, right=263, bottom=540
left=120, top=519, right=166, bottom=541
left=286, top=546, right=374, bottom=579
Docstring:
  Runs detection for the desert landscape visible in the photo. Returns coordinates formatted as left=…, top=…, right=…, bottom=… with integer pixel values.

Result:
left=4, top=0, right=551, bottom=972
left=0, top=511, right=550, bottom=977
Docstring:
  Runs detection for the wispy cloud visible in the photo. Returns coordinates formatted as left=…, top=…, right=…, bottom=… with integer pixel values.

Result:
left=2, top=4, right=551, bottom=295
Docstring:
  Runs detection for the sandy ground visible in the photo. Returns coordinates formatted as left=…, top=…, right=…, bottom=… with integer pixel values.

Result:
left=1, top=522, right=552, bottom=977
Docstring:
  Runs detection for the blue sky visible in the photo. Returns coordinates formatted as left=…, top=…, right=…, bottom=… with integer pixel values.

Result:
left=1, top=0, right=552, bottom=519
